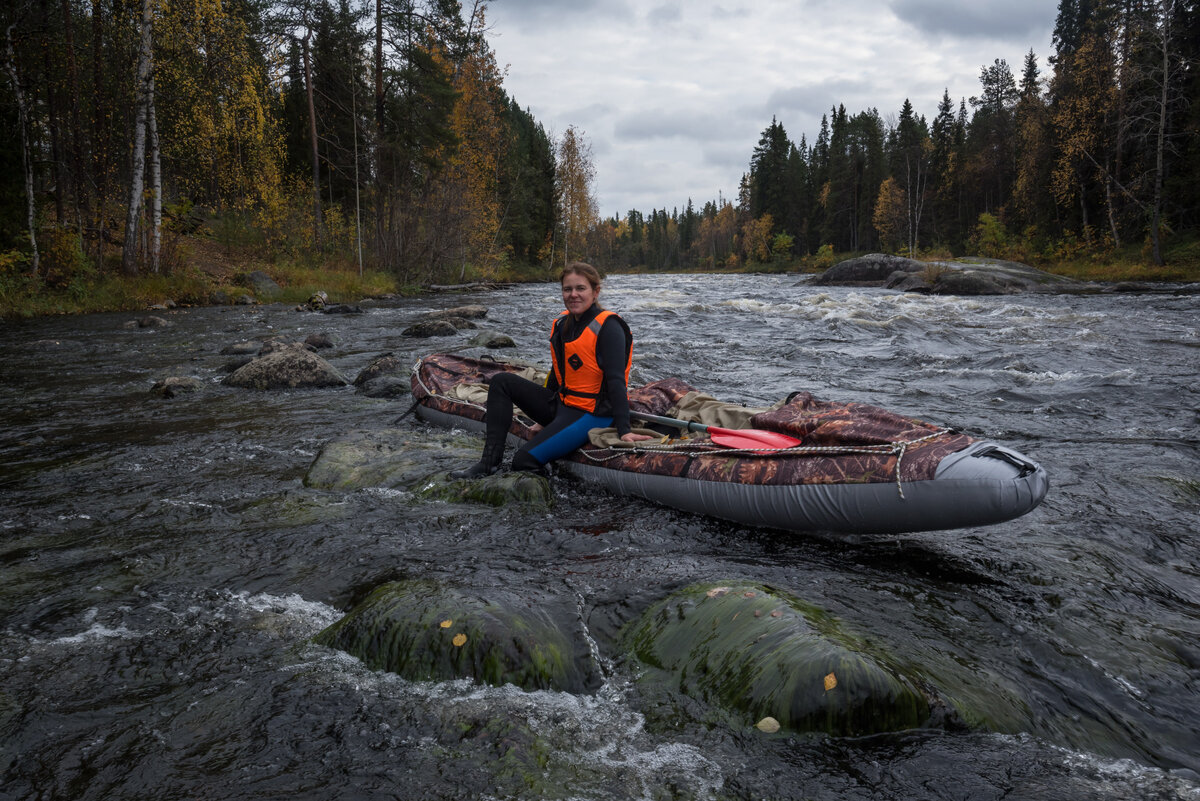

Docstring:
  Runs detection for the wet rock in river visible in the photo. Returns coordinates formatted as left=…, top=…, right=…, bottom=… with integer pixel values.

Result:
left=624, top=581, right=938, bottom=737
left=402, top=319, right=460, bottom=338
left=304, top=429, right=551, bottom=506
left=220, top=340, right=263, bottom=355
left=812, top=254, right=1085, bottom=295
left=468, top=330, right=516, bottom=349
left=313, top=579, right=600, bottom=693
left=418, top=470, right=553, bottom=508
left=304, top=429, right=472, bottom=490
left=353, top=352, right=406, bottom=386
left=305, top=332, right=335, bottom=349
left=812, top=253, right=924, bottom=285
left=223, top=341, right=347, bottom=390
left=421, top=304, right=488, bottom=321
left=123, top=315, right=171, bottom=329
left=150, top=376, right=205, bottom=398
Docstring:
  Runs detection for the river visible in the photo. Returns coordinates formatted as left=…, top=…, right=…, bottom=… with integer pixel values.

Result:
left=1, top=273, right=1198, bottom=800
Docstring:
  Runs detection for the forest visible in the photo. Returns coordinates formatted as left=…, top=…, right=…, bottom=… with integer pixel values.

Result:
left=1, top=0, right=1197, bottom=310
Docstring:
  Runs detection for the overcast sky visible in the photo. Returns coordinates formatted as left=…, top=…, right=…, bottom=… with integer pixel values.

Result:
left=485, top=0, right=1059, bottom=219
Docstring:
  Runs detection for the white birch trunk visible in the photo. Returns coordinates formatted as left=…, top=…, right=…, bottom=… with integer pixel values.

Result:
left=148, top=74, right=161, bottom=273
left=121, top=0, right=153, bottom=276
left=4, top=24, right=38, bottom=275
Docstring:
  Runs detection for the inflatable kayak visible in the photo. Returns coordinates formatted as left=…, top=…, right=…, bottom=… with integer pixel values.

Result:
left=410, top=354, right=1048, bottom=534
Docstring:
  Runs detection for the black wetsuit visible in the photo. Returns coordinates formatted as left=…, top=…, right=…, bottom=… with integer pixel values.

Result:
left=486, top=303, right=633, bottom=471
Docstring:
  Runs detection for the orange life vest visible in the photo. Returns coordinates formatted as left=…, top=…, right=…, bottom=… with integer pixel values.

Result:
left=549, top=309, right=632, bottom=413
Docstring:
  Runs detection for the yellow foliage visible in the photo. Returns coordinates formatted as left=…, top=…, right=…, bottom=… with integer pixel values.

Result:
left=872, top=177, right=906, bottom=252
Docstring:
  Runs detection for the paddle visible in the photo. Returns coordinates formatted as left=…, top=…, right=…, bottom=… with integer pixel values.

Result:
left=630, top=411, right=803, bottom=453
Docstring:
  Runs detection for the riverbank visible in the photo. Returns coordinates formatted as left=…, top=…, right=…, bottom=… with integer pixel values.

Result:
left=3, top=229, right=1197, bottom=319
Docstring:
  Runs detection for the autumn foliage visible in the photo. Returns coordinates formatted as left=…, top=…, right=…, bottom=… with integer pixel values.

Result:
left=1, top=0, right=1196, bottom=291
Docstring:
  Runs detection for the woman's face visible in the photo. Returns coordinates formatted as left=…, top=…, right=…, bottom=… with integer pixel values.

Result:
left=561, top=273, right=598, bottom=316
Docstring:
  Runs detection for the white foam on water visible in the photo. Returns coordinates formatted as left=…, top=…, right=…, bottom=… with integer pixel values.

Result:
left=43, top=607, right=143, bottom=645
left=301, top=646, right=726, bottom=800
left=230, top=590, right=344, bottom=630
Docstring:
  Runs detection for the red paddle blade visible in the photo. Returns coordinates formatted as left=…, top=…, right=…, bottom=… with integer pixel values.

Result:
left=708, top=426, right=802, bottom=453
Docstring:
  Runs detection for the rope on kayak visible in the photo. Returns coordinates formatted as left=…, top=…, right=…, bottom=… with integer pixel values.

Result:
left=576, top=428, right=955, bottom=499
left=410, top=356, right=953, bottom=498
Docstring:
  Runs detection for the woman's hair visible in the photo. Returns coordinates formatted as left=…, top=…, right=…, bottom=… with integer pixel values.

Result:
left=560, top=261, right=602, bottom=291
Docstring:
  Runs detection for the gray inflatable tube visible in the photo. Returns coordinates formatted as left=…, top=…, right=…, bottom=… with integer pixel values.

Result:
left=416, top=406, right=1049, bottom=534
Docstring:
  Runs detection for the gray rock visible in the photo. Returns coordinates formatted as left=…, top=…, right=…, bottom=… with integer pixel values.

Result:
left=357, top=376, right=410, bottom=398
left=420, top=305, right=488, bottom=321
left=354, top=352, right=406, bottom=386
left=209, top=289, right=231, bottom=305
left=885, top=271, right=932, bottom=293
left=402, top=320, right=459, bottom=338
left=930, top=269, right=1015, bottom=295
left=150, top=376, right=205, bottom=398
left=323, top=304, right=363, bottom=314
left=223, top=342, right=347, bottom=390
left=305, top=332, right=335, bottom=349
left=220, top=340, right=263, bottom=355
left=124, top=315, right=171, bottom=329
left=812, top=254, right=923, bottom=285
left=468, top=330, right=516, bottom=349
left=220, top=355, right=255, bottom=373
left=814, top=254, right=1085, bottom=296
left=241, top=269, right=282, bottom=299
left=304, top=429, right=474, bottom=490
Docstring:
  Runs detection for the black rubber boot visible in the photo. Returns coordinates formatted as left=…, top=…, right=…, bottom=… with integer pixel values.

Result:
left=511, top=449, right=550, bottom=476
left=449, top=435, right=505, bottom=479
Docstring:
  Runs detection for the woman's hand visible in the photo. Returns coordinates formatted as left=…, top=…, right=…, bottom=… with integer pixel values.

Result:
left=620, top=432, right=655, bottom=443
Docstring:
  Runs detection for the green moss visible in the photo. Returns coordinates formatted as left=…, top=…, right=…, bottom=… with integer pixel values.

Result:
left=418, top=471, right=554, bottom=508
left=313, top=579, right=596, bottom=693
left=625, top=582, right=932, bottom=737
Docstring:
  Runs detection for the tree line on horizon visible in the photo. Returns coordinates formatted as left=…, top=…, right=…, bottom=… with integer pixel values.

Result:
left=599, top=0, right=1198, bottom=273
left=1, top=0, right=1196, bottom=292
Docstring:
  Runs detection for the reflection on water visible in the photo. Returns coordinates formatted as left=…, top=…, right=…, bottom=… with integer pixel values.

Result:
left=1, top=275, right=1198, bottom=800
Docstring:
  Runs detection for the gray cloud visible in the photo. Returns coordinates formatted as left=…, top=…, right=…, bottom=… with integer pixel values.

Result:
left=766, top=78, right=874, bottom=118
left=890, top=0, right=1054, bottom=40
left=613, top=109, right=734, bottom=142
left=487, top=0, right=1058, bottom=215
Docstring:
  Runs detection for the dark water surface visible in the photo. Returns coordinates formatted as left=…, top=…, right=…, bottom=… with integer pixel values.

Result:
left=2, top=273, right=1198, bottom=800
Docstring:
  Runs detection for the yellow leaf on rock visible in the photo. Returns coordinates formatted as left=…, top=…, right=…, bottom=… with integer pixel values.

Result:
left=755, top=716, right=781, bottom=733
left=824, top=672, right=837, bottom=691
left=439, top=620, right=453, bottom=629
left=452, top=633, right=467, bottom=647
left=706, top=587, right=731, bottom=598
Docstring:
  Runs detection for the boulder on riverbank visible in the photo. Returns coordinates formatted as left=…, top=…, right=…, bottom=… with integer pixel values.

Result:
left=625, top=581, right=951, bottom=737
left=812, top=254, right=1084, bottom=295
left=313, top=579, right=600, bottom=693
left=239, top=269, right=282, bottom=300
left=223, top=341, right=347, bottom=390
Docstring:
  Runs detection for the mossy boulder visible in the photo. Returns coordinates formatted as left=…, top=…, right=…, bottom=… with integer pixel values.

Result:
left=418, top=471, right=553, bottom=508
left=313, top=580, right=599, bottom=693
left=625, top=582, right=934, bottom=737
left=304, top=430, right=476, bottom=490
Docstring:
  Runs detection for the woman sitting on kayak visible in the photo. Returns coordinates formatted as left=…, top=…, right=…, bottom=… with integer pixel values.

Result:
left=451, top=262, right=654, bottom=478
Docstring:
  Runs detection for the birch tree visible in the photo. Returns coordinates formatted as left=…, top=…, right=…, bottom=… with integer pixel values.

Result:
left=121, top=0, right=154, bottom=276
left=555, top=125, right=596, bottom=266
left=4, top=21, right=38, bottom=274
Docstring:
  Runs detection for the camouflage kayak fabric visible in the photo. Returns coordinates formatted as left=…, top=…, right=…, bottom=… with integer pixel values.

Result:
left=411, top=353, right=974, bottom=487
